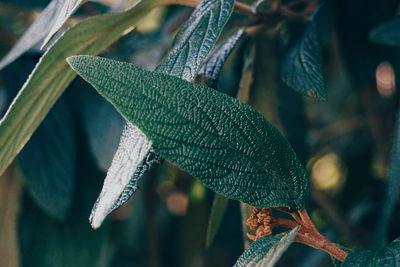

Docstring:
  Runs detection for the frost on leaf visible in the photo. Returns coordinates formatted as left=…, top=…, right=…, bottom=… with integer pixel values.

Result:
left=89, top=123, right=153, bottom=229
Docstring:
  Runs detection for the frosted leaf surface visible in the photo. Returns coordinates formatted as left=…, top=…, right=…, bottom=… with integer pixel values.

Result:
left=89, top=123, right=152, bottom=229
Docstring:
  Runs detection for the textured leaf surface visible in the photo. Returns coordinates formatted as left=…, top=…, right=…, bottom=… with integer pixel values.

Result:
left=197, top=27, right=246, bottom=88
left=89, top=123, right=153, bottom=229
left=0, top=0, right=160, bottom=176
left=234, top=226, right=300, bottom=267
left=375, top=110, right=400, bottom=243
left=68, top=56, right=308, bottom=209
left=89, top=0, right=235, bottom=228
left=342, top=237, right=400, bottom=267
left=17, top=96, right=76, bottom=220
left=206, top=193, right=230, bottom=248
left=157, top=0, right=234, bottom=81
left=281, top=10, right=326, bottom=100
left=369, top=16, right=400, bottom=46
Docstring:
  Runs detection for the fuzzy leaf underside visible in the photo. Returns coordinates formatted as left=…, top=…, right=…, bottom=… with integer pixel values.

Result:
left=234, top=227, right=300, bottom=267
left=68, top=56, right=308, bottom=210
left=342, top=237, right=400, bottom=266
left=0, top=0, right=160, bottom=176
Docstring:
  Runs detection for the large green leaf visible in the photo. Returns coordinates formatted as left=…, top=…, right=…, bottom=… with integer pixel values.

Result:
left=0, top=0, right=161, bottom=176
left=234, top=226, right=300, bottom=267
left=342, top=237, right=400, bottom=266
left=68, top=56, right=309, bottom=210
left=17, top=96, right=76, bottom=220
left=369, top=16, right=400, bottom=46
left=89, top=0, right=235, bottom=229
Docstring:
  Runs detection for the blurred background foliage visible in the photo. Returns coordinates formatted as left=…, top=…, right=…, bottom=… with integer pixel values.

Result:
left=1, top=0, right=400, bottom=266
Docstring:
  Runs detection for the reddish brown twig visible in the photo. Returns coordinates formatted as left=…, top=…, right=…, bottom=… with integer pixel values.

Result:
left=246, top=207, right=348, bottom=262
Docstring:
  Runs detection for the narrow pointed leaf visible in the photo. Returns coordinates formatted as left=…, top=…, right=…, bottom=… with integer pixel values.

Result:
left=17, top=97, right=76, bottom=220
left=281, top=8, right=326, bottom=100
left=0, top=0, right=161, bottom=176
left=206, top=193, right=230, bottom=248
left=342, top=237, right=400, bottom=266
left=0, top=0, right=61, bottom=70
left=41, top=0, right=87, bottom=48
left=197, top=27, right=246, bottom=88
left=90, top=0, right=235, bottom=228
left=89, top=123, right=153, bottom=229
left=234, top=226, right=300, bottom=267
left=68, top=56, right=308, bottom=210
left=157, top=0, right=235, bottom=81
left=369, top=16, right=400, bottom=46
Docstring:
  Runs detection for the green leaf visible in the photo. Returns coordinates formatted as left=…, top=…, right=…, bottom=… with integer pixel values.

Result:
left=156, top=0, right=235, bottom=81
left=281, top=8, right=326, bottom=100
left=369, top=16, right=400, bottom=46
left=17, top=96, right=76, bottom=220
left=234, top=226, right=300, bottom=267
left=0, top=0, right=161, bottom=176
left=89, top=0, right=235, bottom=229
left=375, top=110, right=400, bottom=244
left=67, top=56, right=309, bottom=210
left=197, top=27, right=246, bottom=88
left=342, top=237, right=400, bottom=266
left=206, top=193, right=230, bottom=248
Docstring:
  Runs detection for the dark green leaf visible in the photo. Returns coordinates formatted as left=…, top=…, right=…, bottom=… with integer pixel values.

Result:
left=67, top=56, right=309, bottom=210
left=369, top=16, right=400, bottom=46
left=342, top=237, right=400, bottom=266
left=234, top=226, right=300, bottom=267
left=156, top=0, right=235, bottom=81
left=281, top=9, right=326, bottom=100
left=18, top=149, right=109, bottom=267
left=197, top=28, right=246, bottom=88
left=0, top=0, right=161, bottom=176
left=17, top=96, right=76, bottom=220
left=206, top=193, right=230, bottom=248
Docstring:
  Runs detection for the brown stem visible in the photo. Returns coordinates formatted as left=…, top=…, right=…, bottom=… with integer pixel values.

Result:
left=156, top=0, right=255, bottom=17
left=296, top=208, right=348, bottom=262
